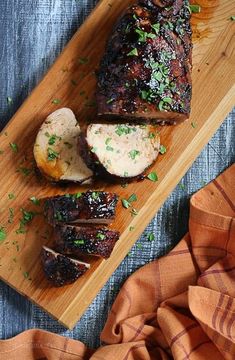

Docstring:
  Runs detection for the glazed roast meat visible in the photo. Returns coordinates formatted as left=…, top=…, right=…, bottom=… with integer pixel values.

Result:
left=41, top=246, right=90, bottom=286
left=44, top=191, right=118, bottom=226
left=79, top=123, right=160, bottom=179
left=54, top=225, right=120, bottom=259
left=97, top=0, right=192, bottom=124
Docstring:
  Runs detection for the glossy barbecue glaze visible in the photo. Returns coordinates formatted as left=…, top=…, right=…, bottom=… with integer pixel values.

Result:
left=41, top=246, right=90, bottom=287
left=97, top=0, right=192, bottom=123
left=44, top=191, right=118, bottom=226
left=54, top=225, right=120, bottom=259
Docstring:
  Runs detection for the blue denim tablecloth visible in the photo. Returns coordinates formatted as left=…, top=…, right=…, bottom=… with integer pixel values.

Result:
left=0, top=0, right=234, bottom=348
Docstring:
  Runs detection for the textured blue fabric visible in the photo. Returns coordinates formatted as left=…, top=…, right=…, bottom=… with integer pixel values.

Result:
left=0, top=0, right=234, bottom=349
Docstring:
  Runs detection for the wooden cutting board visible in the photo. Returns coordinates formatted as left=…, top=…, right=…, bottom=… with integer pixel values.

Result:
left=0, top=0, right=234, bottom=330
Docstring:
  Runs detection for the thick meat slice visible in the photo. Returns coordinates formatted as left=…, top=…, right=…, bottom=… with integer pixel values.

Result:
left=79, top=123, right=160, bottom=179
left=34, top=108, right=93, bottom=183
left=44, top=191, right=118, bottom=226
left=97, top=0, right=192, bottom=124
left=54, top=225, right=120, bottom=259
left=41, top=246, right=90, bottom=287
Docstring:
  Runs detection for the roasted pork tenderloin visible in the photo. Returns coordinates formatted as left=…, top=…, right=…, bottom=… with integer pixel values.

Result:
left=79, top=123, right=160, bottom=180
left=44, top=191, right=118, bottom=226
left=34, top=108, right=93, bottom=183
left=54, top=225, right=120, bottom=259
left=97, top=0, right=192, bottom=124
left=41, top=246, right=90, bottom=286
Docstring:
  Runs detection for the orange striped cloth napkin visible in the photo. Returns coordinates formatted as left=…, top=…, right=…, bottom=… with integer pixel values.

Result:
left=0, top=164, right=234, bottom=359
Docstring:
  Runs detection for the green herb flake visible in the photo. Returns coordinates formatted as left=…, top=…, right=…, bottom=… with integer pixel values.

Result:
left=23, top=271, right=29, bottom=279
left=17, top=167, right=32, bottom=176
left=105, top=138, right=112, bottom=145
left=29, top=196, right=40, bottom=206
left=0, top=227, right=7, bottom=243
left=129, top=226, right=135, bottom=231
left=91, top=192, right=99, bottom=200
left=230, top=16, right=235, bottom=21
left=189, top=4, right=201, bottom=13
left=147, top=171, right=158, bottom=182
left=74, top=192, right=82, bottom=198
left=179, top=183, right=185, bottom=190
left=148, top=232, right=155, bottom=241
left=106, top=98, right=115, bottom=104
left=127, top=48, right=138, bottom=57
left=7, top=96, right=13, bottom=105
left=129, top=149, right=140, bottom=160
left=122, top=199, right=130, bottom=209
left=106, top=145, right=114, bottom=152
left=137, top=243, right=142, bottom=249
left=78, top=57, right=89, bottom=64
left=48, top=134, right=60, bottom=145
left=96, top=233, right=105, bottom=240
left=131, top=208, right=138, bottom=216
left=47, top=147, right=59, bottom=161
left=8, top=193, right=15, bottom=200
left=8, top=208, right=14, bottom=224
left=128, top=193, right=137, bottom=203
left=16, top=209, right=37, bottom=234
left=191, top=122, right=197, bottom=129
left=159, top=145, right=167, bottom=154
left=52, top=98, right=61, bottom=105
left=148, top=132, right=156, bottom=139
left=74, top=239, right=85, bottom=245
left=10, top=143, right=18, bottom=153
left=91, top=147, right=97, bottom=153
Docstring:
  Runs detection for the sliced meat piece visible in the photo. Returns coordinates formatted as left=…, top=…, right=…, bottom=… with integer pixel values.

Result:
left=41, top=246, right=90, bottom=287
left=34, top=108, right=93, bottom=183
left=97, top=0, right=192, bottom=124
left=79, top=123, right=160, bottom=180
left=54, top=225, right=120, bottom=259
left=44, top=191, right=118, bottom=226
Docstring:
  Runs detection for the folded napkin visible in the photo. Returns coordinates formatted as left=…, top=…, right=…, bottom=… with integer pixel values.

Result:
left=0, top=164, right=234, bottom=360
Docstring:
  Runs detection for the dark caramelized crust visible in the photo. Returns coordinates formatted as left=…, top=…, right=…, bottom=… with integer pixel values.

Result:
left=97, top=0, right=192, bottom=124
left=41, top=246, right=90, bottom=287
left=44, top=191, right=118, bottom=226
left=54, top=225, right=120, bottom=259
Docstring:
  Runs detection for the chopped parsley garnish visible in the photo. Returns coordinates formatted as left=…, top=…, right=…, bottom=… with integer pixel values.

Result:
left=16, top=209, right=37, bottom=234
left=47, top=148, right=59, bottom=161
left=91, top=192, right=99, bottom=200
left=73, top=192, right=82, bottom=198
left=135, top=28, right=156, bottom=42
left=78, top=57, right=89, bottom=64
left=91, top=147, right=97, bottom=153
left=29, top=196, right=40, bottom=205
left=8, top=208, right=14, bottom=224
left=106, top=146, right=114, bottom=151
left=23, top=271, right=29, bottom=279
left=106, top=98, right=115, bottom=104
left=48, top=134, right=60, bottom=145
left=105, top=138, right=112, bottom=145
left=127, top=48, right=138, bottom=57
left=159, top=145, right=167, bottom=154
left=189, top=4, right=201, bottom=13
left=52, top=98, right=61, bottom=104
left=124, top=171, right=129, bottom=177
left=0, top=227, right=7, bottom=243
left=129, top=149, right=140, bottom=160
left=191, top=122, right=197, bottom=128
left=10, top=143, right=18, bottom=153
left=96, top=233, right=105, bottom=240
left=179, top=183, right=185, bottom=190
left=147, top=171, right=158, bottom=182
left=148, top=132, right=156, bottom=139
left=152, top=23, right=160, bottom=34
left=128, top=193, right=137, bottom=203
left=131, top=208, right=138, bottom=216
left=147, top=232, right=155, bottom=241
left=7, top=96, right=13, bottom=105
left=115, top=125, right=137, bottom=136
left=230, top=16, right=235, bottom=21
left=122, top=199, right=130, bottom=209
left=129, top=226, right=135, bottom=231
left=17, top=167, right=32, bottom=176
left=74, top=239, right=85, bottom=245
left=8, top=193, right=15, bottom=200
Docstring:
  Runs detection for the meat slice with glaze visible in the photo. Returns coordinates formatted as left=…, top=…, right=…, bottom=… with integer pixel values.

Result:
left=54, top=225, right=120, bottom=259
left=34, top=108, right=93, bottom=183
left=44, top=191, right=118, bottom=226
left=79, top=123, right=160, bottom=180
left=97, top=0, right=192, bottom=124
left=41, top=246, right=90, bottom=287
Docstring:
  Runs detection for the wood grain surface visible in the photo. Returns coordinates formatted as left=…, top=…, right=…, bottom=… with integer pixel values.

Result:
left=0, top=0, right=234, bottom=331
